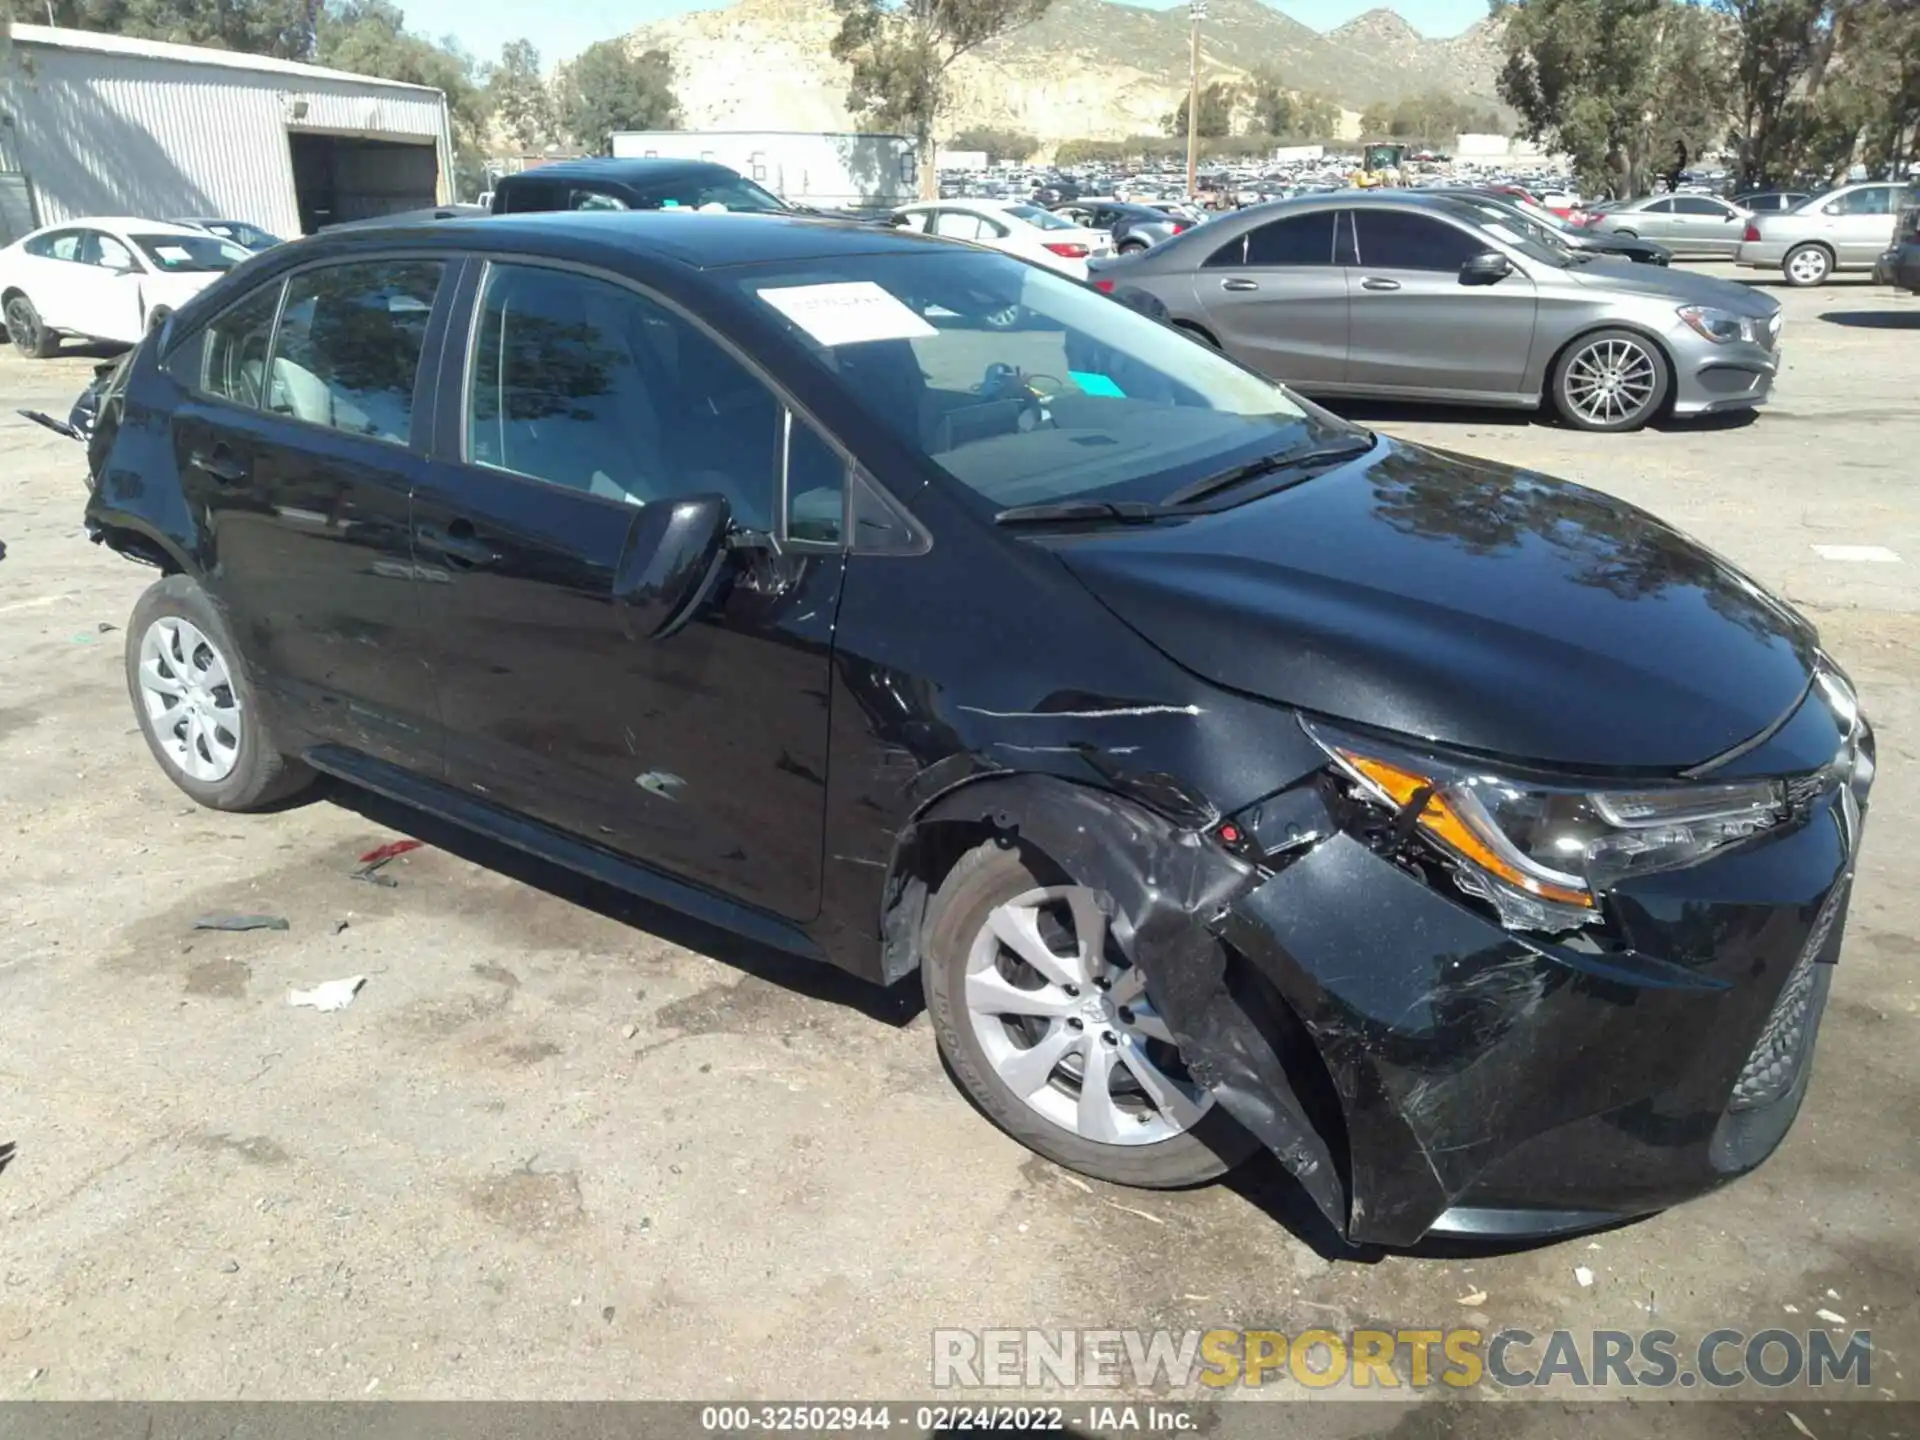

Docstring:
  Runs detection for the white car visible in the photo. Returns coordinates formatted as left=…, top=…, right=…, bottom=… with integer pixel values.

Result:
left=0, top=217, right=251, bottom=359
left=889, top=199, right=1111, bottom=279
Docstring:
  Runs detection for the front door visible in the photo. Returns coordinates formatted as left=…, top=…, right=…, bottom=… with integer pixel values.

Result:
left=1824, top=185, right=1899, bottom=265
left=1193, top=207, right=1347, bottom=386
left=414, top=258, right=844, bottom=922
left=1343, top=207, right=1537, bottom=401
left=162, top=256, right=449, bottom=766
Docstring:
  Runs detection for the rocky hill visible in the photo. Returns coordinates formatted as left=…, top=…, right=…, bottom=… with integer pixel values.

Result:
left=626, top=0, right=1508, bottom=144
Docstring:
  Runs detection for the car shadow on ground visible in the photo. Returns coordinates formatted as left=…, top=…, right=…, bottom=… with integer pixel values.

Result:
left=318, top=777, right=926, bottom=1028
left=1325, top=398, right=1758, bottom=436
left=1818, top=309, right=1920, bottom=329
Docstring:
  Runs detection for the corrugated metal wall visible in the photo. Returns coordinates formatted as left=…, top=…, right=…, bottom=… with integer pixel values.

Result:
left=0, top=42, right=453, bottom=236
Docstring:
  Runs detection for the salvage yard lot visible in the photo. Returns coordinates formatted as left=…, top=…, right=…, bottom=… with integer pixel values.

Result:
left=2, top=266, right=1918, bottom=1409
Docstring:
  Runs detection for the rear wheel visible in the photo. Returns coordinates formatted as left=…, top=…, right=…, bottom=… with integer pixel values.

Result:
left=5, top=294, right=58, bottom=359
left=922, top=840, right=1257, bottom=1188
left=125, top=575, right=313, bottom=811
left=1551, top=328, right=1671, bottom=433
left=1783, top=243, right=1832, bottom=287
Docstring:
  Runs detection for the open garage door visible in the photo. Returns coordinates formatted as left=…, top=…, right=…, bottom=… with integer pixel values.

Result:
left=289, top=133, right=441, bottom=234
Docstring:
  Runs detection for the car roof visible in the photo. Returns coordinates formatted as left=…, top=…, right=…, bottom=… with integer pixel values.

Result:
left=497, top=158, right=745, bottom=186
left=293, top=209, right=952, bottom=271
left=26, top=216, right=208, bottom=237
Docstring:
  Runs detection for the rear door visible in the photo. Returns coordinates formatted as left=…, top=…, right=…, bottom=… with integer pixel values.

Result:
left=74, top=230, right=147, bottom=343
left=1668, top=195, right=1745, bottom=256
left=1344, top=207, right=1537, bottom=401
left=1627, top=198, right=1678, bottom=245
left=1192, top=208, right=1346, bottom=386
left=160, top=255, right=449, bottom=766
left=412, top=258, right=845, bottom=921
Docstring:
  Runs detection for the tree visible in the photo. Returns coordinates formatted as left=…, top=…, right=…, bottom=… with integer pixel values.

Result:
left=1247, top=65, right=1294, bottom=137
left=1291, top=92, right=1340, bottom=140
left=488, top=38, right=556, bottom=153
left=1358, top=101, right=1393, bottom=136
left=947, top=125, right=1038, bottom=161
left=1495, top=0, right=1727, bottom=197
left=830, top=0, right=1053, bottom=199
left=27, top=0, right=314, bottom=57
left=557, top=39, right=677, bottom=155
left=1164, top=79, right=1236, bottom=139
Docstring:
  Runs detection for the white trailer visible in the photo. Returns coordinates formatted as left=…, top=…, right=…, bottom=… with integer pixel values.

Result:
left=610, top=130, right=917, bottom=211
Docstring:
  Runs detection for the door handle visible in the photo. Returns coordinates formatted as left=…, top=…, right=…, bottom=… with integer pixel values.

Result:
left=416, top=518, right=501, bottom=570
left=189, top=444, right=248, bottom=484
left=1220, top=277, right=1260, bottom=292
left=1360, top=276, right=1401, bottom=291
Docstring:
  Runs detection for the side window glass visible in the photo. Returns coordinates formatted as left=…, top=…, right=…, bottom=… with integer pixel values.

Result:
left=1244, top=211, right=1336, bottom=265
left=893, top=211, right=929, bottom=233
left=933, top=211, right=984, bottom=240
left=1644, top=199, right=1674, bottom=214
left=785, top=413, right=845, bottom=545
left=271, top=260, right=442, bottom=443
left=168, top=280, right=283, bottom=408
left=48, top=232, right=85, bottom=262
left=570, top=188, right=629, bottom=211
left=1352, top=210, right=1483, bottom=271
left=1846, top=188, right=1892, bottom=215
left=96, top=235, right=135, bottom=271
left=467, top=263, right=777, bottom=529
left=1203, top=233, right=1249, bottom=267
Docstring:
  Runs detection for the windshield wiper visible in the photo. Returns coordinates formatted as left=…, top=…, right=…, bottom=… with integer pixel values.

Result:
left=1163, top=432, right=1376, bottom=508
left=994, top=499, right=1172, bottom=526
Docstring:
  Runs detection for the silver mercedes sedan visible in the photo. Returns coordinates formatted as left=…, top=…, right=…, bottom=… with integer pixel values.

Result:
left=1091, top=192, right=1783, bottom=433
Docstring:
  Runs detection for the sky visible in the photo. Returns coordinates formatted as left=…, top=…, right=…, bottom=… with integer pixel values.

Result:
left=398, top=0, right=1492, bottom=70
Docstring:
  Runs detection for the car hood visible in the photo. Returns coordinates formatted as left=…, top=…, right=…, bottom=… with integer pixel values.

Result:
left=1565, top=258, right=1777, bottom=314
left=1051, top=439, right=1818, bottom=772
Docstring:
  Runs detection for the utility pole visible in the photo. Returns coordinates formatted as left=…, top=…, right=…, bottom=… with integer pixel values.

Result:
left=1185, top=0, right=1206, bottom=202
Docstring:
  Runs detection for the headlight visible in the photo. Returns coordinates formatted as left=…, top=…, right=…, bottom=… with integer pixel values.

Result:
left=1306, top=722, right=1791, bottom=932
left=1677, top=304, right=1753, bottom=344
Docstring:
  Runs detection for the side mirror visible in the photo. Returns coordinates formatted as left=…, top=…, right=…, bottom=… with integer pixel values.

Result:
left=1823, top=202, right=1842, bottom=216
left=1460, top=250, right=1513, bottom=285
left=612, top=493, right=732, bottom=641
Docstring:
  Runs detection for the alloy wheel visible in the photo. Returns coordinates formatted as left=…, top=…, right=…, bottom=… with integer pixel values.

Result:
left=6, top=299, right=37, bottom=356
left=137, top=616, right=243, bottom=783
left=983, top=303, right=1023, bottom=331
left=1786, top=247, right=1830, bottom=286
left=1563, top=337, right=1658, bottom=427
left=964, top=885, right=1213, bottom=1146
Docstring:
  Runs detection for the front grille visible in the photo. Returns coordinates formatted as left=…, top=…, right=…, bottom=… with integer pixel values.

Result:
left=1727, top=881, right=1846, bottom=1113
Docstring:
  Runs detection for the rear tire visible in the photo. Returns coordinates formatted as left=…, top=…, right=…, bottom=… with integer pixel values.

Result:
left=125, top=575, right=314, bottom=811
left=922, top=839, right=1257, bottom=1188
left=1783, top=243, right=1832, bottom=287
left=5, top=294, right=58, bottom=359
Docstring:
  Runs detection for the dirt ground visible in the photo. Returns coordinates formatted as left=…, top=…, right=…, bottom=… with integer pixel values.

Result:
left=1, top=268, right=1917, bottom=1418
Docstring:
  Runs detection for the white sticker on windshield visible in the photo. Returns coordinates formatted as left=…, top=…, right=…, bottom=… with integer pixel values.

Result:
left=154, top=245, right=192, bottom=263
left=756, top=281, right=937, bottom=347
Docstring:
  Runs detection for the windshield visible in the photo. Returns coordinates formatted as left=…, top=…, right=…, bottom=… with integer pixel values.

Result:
left=1004, top=203, right=1078, bottom=231
left=602, top=176, right=789, bottom=214
left=195, top=221, right=280, bottom=251
left=1449, top=201, right=1578, bottom=266
left=132, top=234, right=251, bottom=273
left=735, top=249, right=1328, bottom=512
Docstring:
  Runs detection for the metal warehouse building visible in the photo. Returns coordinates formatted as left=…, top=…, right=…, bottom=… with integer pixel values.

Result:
left=0, top=23, right=454, bottom=245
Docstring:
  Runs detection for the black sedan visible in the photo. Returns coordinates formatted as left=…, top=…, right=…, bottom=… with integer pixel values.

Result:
left=80, top=211, right=1871, bottom=1247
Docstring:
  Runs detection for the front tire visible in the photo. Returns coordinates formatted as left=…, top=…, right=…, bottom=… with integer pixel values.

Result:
left=5, top=294, right=58, bottom=359
left=1783, top=243, right=1832, bottom=287
left=922, top=840, right=1257, bottom=1188
left=125, top=575, right=313, bottom=811
left=1551, top=328, right=1671, bottom=433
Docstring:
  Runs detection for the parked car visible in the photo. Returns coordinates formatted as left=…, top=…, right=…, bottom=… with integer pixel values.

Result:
left=0, top=217, right=251, bottom=358
left=491, top=157, right=792, bottom=217
left=1736, top=181, right=1920, bottom=286
left=1050, top=198, right=1189, bottom=253
left=1882, top=193, right=1920, bottom=293
left=1732, top=191, right=1811, bottom=214
left=176, top=218, right=283, bottom=252
left=1094, top=192, right=1782, bottom=432
left=1586, top=193, right=1752, bottom=258
left=890, top=199, right=1111, bottom=279
left=1425, top=189, right=1672, bottom=266
left=80, top=210, right=1871, bottom=1247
